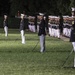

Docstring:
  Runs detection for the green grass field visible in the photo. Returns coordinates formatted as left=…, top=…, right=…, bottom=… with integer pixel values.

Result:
left=0, top=29, right=74, bottom=75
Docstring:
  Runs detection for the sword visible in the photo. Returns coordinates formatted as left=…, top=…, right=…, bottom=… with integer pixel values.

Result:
left=62, top=49, right=74, bottom=67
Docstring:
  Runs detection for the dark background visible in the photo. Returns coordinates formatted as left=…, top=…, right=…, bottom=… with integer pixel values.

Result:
left=0, top=0, right=75, bottom=28
left=0, top=0, right=75, bottom=16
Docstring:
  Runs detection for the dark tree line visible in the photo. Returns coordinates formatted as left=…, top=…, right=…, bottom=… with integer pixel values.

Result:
left=0, top=0, right=75, bottom=16
left=0, top=0, right=10, bottom=15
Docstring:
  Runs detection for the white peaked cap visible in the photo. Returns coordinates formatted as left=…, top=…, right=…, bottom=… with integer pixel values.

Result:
left=71, top=7, right=75, bottom=11
left=21, top=14, right=24, bottom=17
left=63, top=16, right=69, bottom=18
left=48, top=16, right=56, bottom=18
left=4, top=15, right=7, bottom=17
left=39, top=13, right=44, bottom=16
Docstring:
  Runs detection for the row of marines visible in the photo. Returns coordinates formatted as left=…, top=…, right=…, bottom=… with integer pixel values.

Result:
left=3, top=13, right=75, bottom=67
left=3, top=13, right=75, bottom=51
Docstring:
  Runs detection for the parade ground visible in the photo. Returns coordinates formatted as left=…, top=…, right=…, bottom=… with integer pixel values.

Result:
left=0, top=29, right=75, bottom=75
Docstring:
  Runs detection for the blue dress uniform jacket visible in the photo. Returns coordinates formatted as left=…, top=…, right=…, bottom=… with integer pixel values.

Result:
left=20, top=19, right=25, bottom=31
left=70, top=29, right=75, bottom=42
left=3, top=20, right=8, bottom=27
left=70, top=22, right=75, bottom=42
left=38, top=19, right=46, bottom=36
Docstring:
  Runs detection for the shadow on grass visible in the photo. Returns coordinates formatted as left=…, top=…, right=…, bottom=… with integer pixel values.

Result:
left=0, top=49, right=72, bottom=54
left=0, top=38, right=39, bottom=41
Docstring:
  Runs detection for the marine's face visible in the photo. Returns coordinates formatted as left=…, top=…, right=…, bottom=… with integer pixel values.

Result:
left=4, top=15, right=7, bottom=20
left=39, top=16, right=43, bottom=20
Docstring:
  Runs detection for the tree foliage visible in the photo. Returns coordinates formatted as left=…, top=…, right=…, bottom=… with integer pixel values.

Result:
left=0, top=0, right=10, bottom=15
left=70, top=0, right=75, bottom=7
left=0, top=0, right=74, bottom=16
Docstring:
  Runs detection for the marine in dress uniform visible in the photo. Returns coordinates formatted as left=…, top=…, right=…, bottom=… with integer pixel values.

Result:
left=70, top=20, right=75, bottom=67
left=20, top=14, right=25, bottom=44
left=38, top=13, right=46, bottom=53
left=3, top=15, right=8, bottom=37
left=59, top=15, right=63, bottom=35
